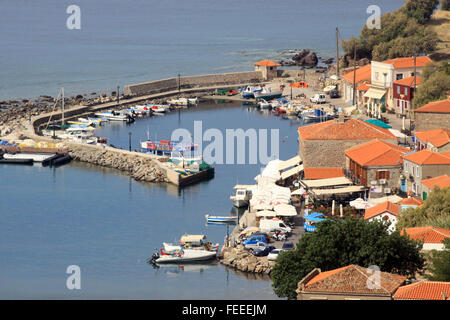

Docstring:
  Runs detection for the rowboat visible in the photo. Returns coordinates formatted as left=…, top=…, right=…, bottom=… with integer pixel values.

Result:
left=205, top=214, right=238, bottom=223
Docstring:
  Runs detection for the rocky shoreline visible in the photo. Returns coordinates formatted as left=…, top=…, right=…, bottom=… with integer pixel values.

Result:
left=219, top=245, right=276, bottom=275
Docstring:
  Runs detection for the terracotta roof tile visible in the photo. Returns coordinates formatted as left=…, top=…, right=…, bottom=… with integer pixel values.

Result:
left=402, top=150, right=450, bottom=165
left=304, top=265, right=406, bottom=296
left=345, top=139, right=410, bottom=166
left=394, top=281, right=450, bottom=300
left=357, top=82, right=371, bottom=91
left=382, top=56, right=432, bottom=69
left=393, top=76, right=421, bottom=86
left=303, top=168, right=344, bottom=180
left=342, top=64, right=371, bottom=84
left=298, top=119, right=396, bottom=141
left=415, top=129, right=450, bottom=148
left=415, top=99, right=450, bottom=113
left=398, top=197, right=424, bottom=207
left=253, top=59, right=280, bottom=67
left=421, top=174, right=450, bottom=190
left=364, top=201, right=400, bottom=220
left=401, top=226, right=450, bottom=244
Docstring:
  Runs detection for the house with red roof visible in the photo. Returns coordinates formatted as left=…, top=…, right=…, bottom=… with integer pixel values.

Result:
left=253, top=59, right=280, bottom=80
left=364, top=201, right=400, bottom=233
left=415, top=128, right=450, bottom=153
left=414, top=98, right=450, bottom=131
left=394, top=281, right=450, bottom=300
left=297, top=117, right=397, bottom=168
left=344, top=139, right=410, bottom=195
left=398, top=197, right=424, bottom=211
left=401, top=150, right=450, bottom=199
left=342, top=64, right=372, bottom=104
left=393, top=76, right=421, bottom=115
left=421, top=174, right=450, bottom=200
left=296, top=265, right=406, bottom=300
left=401, top=226, right=450, bottom=251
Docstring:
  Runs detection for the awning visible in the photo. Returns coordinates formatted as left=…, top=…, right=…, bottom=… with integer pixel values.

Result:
left=280, top=164, right=304, bottom=180
left=278, top=155, right=302, bottom=171
left=365, top=119, right=392, bottom=129
left=304, top=212, right=324, bottom=219
left=364, top=88, right=386, bottom=100
left=179, top=235, right=206, bottom=244
left=310, top=186, right=366, bottom=196
left=273, top=203, right=297, bottom=216
left=388, top=129, right=407, bottom=138
left=301, top=177, right=353, bottom=188
left=291, top=187, right=305, bottom=196
left=255, top=210, right=277, bottom=217
left=233, top=184, right=256, bottom=190
left=368, top=195, right=403, bottom=204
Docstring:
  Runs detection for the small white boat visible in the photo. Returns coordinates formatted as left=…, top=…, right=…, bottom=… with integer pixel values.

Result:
left=257, top=99, right=271, bottom=109
left=241, top=85, right=262, bottom=98
left=168, top=98, right=198, bottom=107
left=95, top=111, right=129, bottom=121
left=205, top=215, right=238, bottom=223
left=230, top=185, right=252, bottom=207
left=151, top=248, right=217, bottom=264
left=2, top=152, right=56, bottom=162
left=253, top=87, right=283, bottom=100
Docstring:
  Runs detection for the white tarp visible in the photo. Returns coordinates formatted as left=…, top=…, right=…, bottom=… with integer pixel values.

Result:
left=368, top=195, right=403, bottom=204
left=273, top=204, right=297, bottom=216
left=280, top=164, right=304, bottom=180
left=349, top=198, right=374, bottom=210
left=255, top=210, right=277, bottom=217
left=302, top=177, right=353, bottom=188
left=278, top=155, right=302, bottom=171
left=388, top=129, right=407, bottom=138
left=311, top=186, right=366, bottom=196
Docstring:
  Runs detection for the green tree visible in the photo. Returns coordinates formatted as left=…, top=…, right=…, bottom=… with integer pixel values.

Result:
left=425, top=238, right=450, bottom=281
left=271, top=217, right=425, bottom=299
left=397, top=187, right=450, bottom=229
left=413, top=61, right=450, bottom=107
left=405, top=0, right=440, bottom=24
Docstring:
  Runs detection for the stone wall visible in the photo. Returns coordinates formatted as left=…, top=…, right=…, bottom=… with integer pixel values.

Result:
left=123, top=71, right=263, bottom=96
left=219, top=246, right=275, bottom=275
left=299, top=138, right=397, bottom=168
left=415, top=112, right=450, bottom=131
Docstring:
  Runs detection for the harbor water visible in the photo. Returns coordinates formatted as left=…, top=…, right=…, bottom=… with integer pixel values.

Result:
left=0, top=0, right=405, bottom=299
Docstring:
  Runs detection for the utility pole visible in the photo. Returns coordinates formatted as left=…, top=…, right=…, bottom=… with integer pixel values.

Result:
left=336, top=27, right=339, bottom=78
left=410, top=54, right=417, bottom=134
left=352, top=43, right=357, bottom=106
left=178, top=73, right=181, bottom=98
left=62, top=86, right=65, bottom=125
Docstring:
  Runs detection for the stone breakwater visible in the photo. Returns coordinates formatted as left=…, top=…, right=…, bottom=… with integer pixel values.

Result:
left=66, top=144, right=168, bottom=183
left=219, top=245, right=276, bottom=275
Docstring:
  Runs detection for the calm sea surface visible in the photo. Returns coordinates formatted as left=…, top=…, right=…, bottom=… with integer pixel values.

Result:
left=0, top=0, right=404, bottom=299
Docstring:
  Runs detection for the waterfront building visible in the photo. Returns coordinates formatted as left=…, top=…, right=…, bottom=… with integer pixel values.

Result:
left=296, top=265, right=406, bottom=300
left=392, top=76, right=421, bottom=116
left=363, top=201, right=400, bottom=233
left=253, top=60, right=280, bottom=81
left=344, top=139, right=410, bottom=195
left=401, top=150, right=450, bottom=199
left=400, top=227, right=450, bottom=251
left=414, top=98, right=450, bottom=132
left=414, top=128, right=450, bottom=153
left=420, top=174, right=450, bottom=200
left=297, top=117, right=397, bottom=169
left=394, top=281, right=450, bottom=300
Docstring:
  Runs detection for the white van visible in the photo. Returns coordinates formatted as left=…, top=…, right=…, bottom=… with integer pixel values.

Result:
left=310, top=93, right=326, bottom=104
left=259, top=219, right=292, bottom=234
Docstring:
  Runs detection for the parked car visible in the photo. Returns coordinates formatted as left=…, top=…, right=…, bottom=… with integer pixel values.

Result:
left=310, top=93, right=326, bottom=104
left=252, top=245, right=276, bottom=257
left=245, top=241, right=268, bottom=252
left=281, top=241, right=295, bottom=251
left=267, top=249, right=283, bottom=261
left=329, top=89, right=340, bottom=98
left=249, top=232, right=271, bottom=243
left=243, top=235, right=267, bottom=247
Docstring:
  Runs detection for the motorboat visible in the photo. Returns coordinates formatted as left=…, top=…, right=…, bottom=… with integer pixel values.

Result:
left=257, top=99, right=271, bottom=109
left=95, top=110, right=131, bottom=121
left=241, top=85, right=262, bottom=99
left=2, top=152, right=56, bottom=162
left=150, top=248, right=217, bottom=264
left=230, top=185, right=253, bottom=207
left=167, top=98, right=197, bottom=107
left=205, top=215, right=238, bottom=223
left=253, top=87, right=283, bottom=100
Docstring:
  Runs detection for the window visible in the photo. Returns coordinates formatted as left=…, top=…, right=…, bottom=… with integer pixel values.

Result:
left=405, top=87, right=408, bottom=95
left=376, top=171, right=390, bottom=180
left=396, top=73, right=403, bottom=80
left=416, top=166, right=420, bottom=178
left=375, top=72, right=379, bottom=80
left=404, top=162, right=408, bottom=172
left=397, top=86, right=401, bottom=94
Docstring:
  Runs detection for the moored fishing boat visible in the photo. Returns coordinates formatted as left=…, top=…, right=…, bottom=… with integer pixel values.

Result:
left=205, top=215, right=238, bottom=223
left=253, top=87, right=283, bottom=100
left=240, top=85, right=262, bottom=99
left=149, top=248, right=217, bottom=264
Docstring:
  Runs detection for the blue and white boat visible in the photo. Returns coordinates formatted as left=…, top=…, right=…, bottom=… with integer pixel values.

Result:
left=241, top=86, right=262, bottom=99
left=205, top=214, right=238, bottom=223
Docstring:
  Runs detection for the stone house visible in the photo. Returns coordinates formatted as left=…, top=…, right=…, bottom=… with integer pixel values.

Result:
left=420, top=174, right=450, bottom=200
left=296, top=265, right=406, bottom=300
left=401, top=150, right=450, bottom=199
left=253, top=60, right=280, bottom=81
left=414, top=99, right=450, bottom=131
left=297, top=118, right=397, bottom=169
left=415, top=128, right=450, bottom=153
left=364, top=201, right=400, bottom=233
left=344, top=139, right=410, bottom=196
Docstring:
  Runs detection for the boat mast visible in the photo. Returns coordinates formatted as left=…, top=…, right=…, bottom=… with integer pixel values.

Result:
left=336, top=27, right=340, bottom=78
left=62, top=86, right=65, bottom=125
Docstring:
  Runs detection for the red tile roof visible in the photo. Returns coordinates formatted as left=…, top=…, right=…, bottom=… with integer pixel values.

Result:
left=364, top=201, right=400, bottom=220
left=421, top=174, right=450, bottom=190
left=398, top=197, right=424, bottom=207
left=415, top=99, right=450, bottom=113
left=393, top=76, right=421, bottom=87
left=345, top=139, right=410, bottom=166
left=297, top=119, right=396, bottom=141
left=303, top=168, right=344, bottom=180
left=383, top=56, right=432, bottom=69
left=415, top=129, right=450, bottom=148
left=357, top=82, right=371, bottom=91
left=304, top=265, right=406, bottom=296
left=342, top=64, right=371, bottom=84
left=402, top=150, right=450, bottom=165
left=253, top=59, right=280, bottom=67
left=394, top=281, right=450, bottom=300
left=401, top=226, right=450, bottom=244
